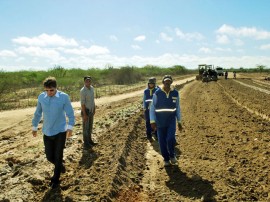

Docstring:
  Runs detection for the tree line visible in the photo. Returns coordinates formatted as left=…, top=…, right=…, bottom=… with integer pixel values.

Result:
left=1, top=64, right=269, bottom=110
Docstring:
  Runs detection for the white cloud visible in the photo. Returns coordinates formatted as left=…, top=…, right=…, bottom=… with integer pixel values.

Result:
left=15, top=57, right=25, bottom=62
left=12, top=33, right=79, bottom=47
left=0, top=50, right=17, bottom=57
left=160, top=32, right=173, bottom=42
left=216, top=33, right=244, bottom=46
left=236, top=49, right=244, bottom=53
left=3, top=30, right=270, bottom=71
left=216, top=35, right=230, bottom=44
left=217, top=24, right=270, bottom=40
left=124, top=54, right=270, bottom=69
left=260, top=44, right=270, bottom=50
left=215, top=47, right=232, bottom=52
left=15, top=46, right=60, bottom=58
left=134, top=35, right=146, bottom=41
left=2, top=52, right=270, bottom=71
left=175, top=28, right=204, bottom=41
left=199, top=47, right=212, bottom=53
left=63, top=45, right=110, bottom=55
left=234, top=39, right=244, bottom=46
left=110, top=35, right=118, bottom=42
left=131, top=45, right=141, bottom=50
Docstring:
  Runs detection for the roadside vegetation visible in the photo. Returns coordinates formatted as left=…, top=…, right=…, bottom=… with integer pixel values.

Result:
left=0, top=65, right=193, bottom=111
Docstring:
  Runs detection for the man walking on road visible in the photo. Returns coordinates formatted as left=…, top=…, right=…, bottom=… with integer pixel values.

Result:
left=150, top=75, right=183, bottom=167
left=233, top=71, right=236, bottom=79
left=32, top=77, right=75, bottom=189
left=80, top=76, right=96, bottom=149
left=143, top=77, right=158, bottom=142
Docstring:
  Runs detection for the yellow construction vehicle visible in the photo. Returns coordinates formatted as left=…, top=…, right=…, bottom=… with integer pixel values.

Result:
left=196, top=64, right=207, bottom=80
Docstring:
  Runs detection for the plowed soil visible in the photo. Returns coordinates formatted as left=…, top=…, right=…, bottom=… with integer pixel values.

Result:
left=1, top=73, right=270, bottom=202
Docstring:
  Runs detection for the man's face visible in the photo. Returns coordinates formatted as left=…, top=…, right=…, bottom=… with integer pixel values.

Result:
left=148, top=83, right=155, bottom=88
left=163, top=79, right=172, bottom=87
left=84, top=79, right=91, bottom=87
left=45, top=87, right=56, bottom=97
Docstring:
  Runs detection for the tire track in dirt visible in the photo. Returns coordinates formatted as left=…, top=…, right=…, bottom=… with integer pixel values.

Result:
left=179, top=80, right=270, bottom=201
left=252, top=79, right=270, bottom=89
left=0, top=98, right=142, bottom=201
left=234, top=80, right=270, bottom=94
left=218, top=80, right=270, bottom=122
left=62, top=102, right=146, bottom=201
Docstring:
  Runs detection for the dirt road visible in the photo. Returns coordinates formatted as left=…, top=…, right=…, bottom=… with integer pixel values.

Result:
left=1, top=74, right=270, bottom=201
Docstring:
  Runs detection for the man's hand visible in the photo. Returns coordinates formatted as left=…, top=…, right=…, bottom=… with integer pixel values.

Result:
left=178, top=122, right=183, bottom=131
left=151, top=123, right=157, bottom=131
left=32, top=131, right=37, bottom=137
left=66, top=129, right=72, bottom=138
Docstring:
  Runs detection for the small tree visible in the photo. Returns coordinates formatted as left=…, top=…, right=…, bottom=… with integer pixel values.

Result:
left=257, top=64, right=266, bottom=73
left=48, top=65, right=67, bottom=77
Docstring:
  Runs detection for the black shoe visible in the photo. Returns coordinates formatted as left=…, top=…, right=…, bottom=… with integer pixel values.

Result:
left=83, top=143, right=92, bottom=149
left=89, top=140, right=97, bottom=146
left=61, top=164, right=66, bottom=173
left=49, top=181, right=59, bottom=189
left=83, top=145, right=95, bottom=152
left=147, top=137, right=153, bottom=142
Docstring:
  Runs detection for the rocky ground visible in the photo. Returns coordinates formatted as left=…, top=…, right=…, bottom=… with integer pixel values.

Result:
left=0, top=73, right=270, bottom=201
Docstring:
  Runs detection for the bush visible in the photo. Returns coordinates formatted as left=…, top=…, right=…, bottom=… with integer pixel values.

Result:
left=109, top=66, right=143, bottom=84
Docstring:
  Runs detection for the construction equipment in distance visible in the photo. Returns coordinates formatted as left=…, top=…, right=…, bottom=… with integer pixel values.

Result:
left=216, top=66, right=224, bottom=76
left=196, top=64, right=218, bottom=82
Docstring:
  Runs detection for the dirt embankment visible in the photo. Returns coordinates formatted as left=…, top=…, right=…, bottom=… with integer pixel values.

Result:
left=1, top=75, right=270, bottom=201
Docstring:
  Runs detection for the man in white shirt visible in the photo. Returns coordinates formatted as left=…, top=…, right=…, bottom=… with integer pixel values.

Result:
left=80, top=76, right=96, bottom=149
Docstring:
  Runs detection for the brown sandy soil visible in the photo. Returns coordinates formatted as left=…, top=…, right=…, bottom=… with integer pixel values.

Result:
left=1, top=75, right=270, bottom=201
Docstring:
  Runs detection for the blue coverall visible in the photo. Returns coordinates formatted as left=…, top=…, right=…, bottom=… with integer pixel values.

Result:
left=150, top=87, right=181, bottom=162
left=143, top=86, right=158, bottom=139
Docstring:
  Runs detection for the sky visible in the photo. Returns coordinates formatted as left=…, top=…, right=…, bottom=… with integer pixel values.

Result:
left=1, top=0, right=270, bottom=71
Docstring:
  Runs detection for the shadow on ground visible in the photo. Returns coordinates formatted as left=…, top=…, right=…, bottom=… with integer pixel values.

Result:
left=165, top=166, right=217, bottom=201
left=79, top=147, right=98, bottom=169
left=151, top=137, right=217, bottom=201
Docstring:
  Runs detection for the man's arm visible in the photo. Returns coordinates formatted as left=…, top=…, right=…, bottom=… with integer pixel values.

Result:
left=176, top=93, right=181, bottom=123
left=142, top=91, right=147, bottom=110
left=81, top=104, right=87, bottom=116
left=176, top=92, right=183, bottom=131
left=80, top=90, right=88, bottom=121
left=64, top=95, right=75, bottom=137
left=92, top=86, right=96, bottom=114
left=32, top=99, right=42, bottom=137
left=64, top=95, right=75, bottom=126
left=150, top=94, right=157, bottom=131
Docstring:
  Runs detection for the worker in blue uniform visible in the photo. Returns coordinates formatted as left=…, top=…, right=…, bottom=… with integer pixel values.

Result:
left=143, top=77, right=158, bottom=141
left=150, top=75, right=183, bottom=166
